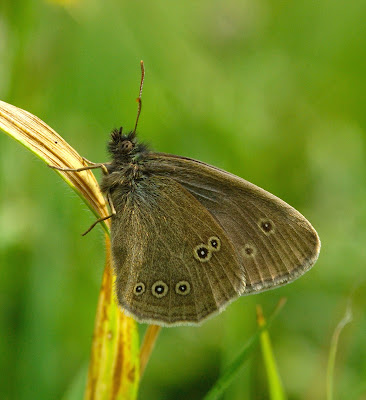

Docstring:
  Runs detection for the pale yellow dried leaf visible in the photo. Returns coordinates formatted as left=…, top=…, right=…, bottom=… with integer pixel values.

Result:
left=0, top=100, right=108, bottom=221
left=0, top=100, right=140, bottom=399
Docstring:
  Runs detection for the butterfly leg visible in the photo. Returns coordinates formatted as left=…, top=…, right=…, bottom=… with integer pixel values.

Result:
left=81, top=158, right=111, bottom=176
left=48, top=158, right=108, bottom=172
left=81, top=157, right=100, bottom=166
left=49, top=158, right=115, bottom=235
left=81, top=193, right=116, bottom=236
left=81, top=213, right=113, bottom=236
left=106, top=192, right=116, bottom=214
left=49, top=157, right=117, bottom=233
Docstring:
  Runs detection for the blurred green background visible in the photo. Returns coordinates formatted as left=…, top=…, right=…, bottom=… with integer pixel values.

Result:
left=1, top=0, right=366, bottom=399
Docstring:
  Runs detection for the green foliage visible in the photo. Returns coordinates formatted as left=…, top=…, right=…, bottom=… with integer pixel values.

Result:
left=326, top=302, right=353, bottom=400
left=257, top=305, right=286, bottom=400
left=204, top=300, right=286, bottom=400
left=1, top=0, right=366, bottom=399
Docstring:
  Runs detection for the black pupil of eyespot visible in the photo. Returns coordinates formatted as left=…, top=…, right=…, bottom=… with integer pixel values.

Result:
left=179, top=285, right=187, bottom=292
left=262, top=222, right=272, bottom=231
left=211, top=240, right=217, bottom=247
left=245, top=247, right=253, bottom=254
left=136, top=285, right=142, bottom=292
left=155, top=285, right=164, bottom=293
left=198, top=248, right=208, bottom=258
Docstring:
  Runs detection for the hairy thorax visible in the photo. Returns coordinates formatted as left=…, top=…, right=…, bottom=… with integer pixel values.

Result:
left=100, top=158, right=150, bottom=212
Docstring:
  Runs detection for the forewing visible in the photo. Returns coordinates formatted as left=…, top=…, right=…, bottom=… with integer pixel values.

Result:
left=145, top=153, right=320, bottom=294
left=110, top=176, right=245, bottom=326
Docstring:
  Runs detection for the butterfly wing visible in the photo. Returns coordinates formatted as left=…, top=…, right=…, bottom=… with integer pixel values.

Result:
left=109, top=176, right=246, bottom=326
left=145, top=153, right=320, bottom=294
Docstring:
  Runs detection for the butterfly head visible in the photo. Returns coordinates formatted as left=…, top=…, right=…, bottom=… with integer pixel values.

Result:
left=108, top=127, right=148, bottom=163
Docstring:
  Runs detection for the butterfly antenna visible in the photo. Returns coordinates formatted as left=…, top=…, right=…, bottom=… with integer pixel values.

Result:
left=133, top=60, right=145, bottom=136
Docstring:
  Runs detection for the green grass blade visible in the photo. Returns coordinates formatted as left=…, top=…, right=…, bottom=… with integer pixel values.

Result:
left=204, top=298, right=287, bottom=400
left=257, top=305, right=286, bottom=400
left=326, top=302, right=353, bottom=400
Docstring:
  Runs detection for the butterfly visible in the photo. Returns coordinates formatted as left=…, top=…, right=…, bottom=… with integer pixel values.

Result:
left=52, top=62, right=320, bottom=326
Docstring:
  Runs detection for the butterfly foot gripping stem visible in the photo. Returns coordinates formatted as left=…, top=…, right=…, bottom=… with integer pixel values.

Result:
left=48, top=158, right=108, bottom=173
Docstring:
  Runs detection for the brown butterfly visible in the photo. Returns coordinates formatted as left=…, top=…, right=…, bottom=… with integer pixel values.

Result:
left=51, top=62, right=320, bottom=326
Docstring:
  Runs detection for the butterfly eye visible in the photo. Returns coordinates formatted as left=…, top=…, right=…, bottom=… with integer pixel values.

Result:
left=133, top=282, right=145, bottom=296
left=151, top=281, right=169, bottom=298
left=193, top=244, right=212, bottom=262
left=175, top=281, right=191, bottom=296
left=121, top=140, right=133, bottom=152
left=259, top=219, right=275, bottom=234
left=208, top=236, right=221, bottom=252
